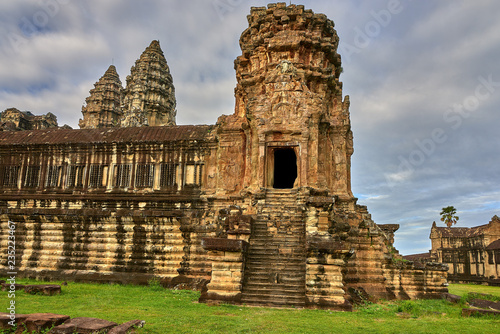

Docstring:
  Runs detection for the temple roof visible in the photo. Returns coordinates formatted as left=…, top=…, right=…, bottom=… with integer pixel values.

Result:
left=403, top=252, right=431, bottom=261
left=0, top=125, right=214, bottom=146
left=487, top=239, right=500, bottom=250
left=431, top=216, right=500, bottom=238
left=431, top=223, right=488, bottom=238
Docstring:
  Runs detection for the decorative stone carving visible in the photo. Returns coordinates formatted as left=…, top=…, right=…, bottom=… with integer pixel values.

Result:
left=79, top=65, right=123, bottom=129
left=122, top=40, right=176, bottom=127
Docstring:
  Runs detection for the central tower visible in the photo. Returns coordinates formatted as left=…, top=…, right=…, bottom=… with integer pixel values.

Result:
left=216, top=3, right=353, bottom=198
left=203, top=3, right=447, bottom=309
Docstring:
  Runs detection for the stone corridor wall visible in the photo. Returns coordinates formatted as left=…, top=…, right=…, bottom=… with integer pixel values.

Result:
left=0, top=202, right=218, bottom=284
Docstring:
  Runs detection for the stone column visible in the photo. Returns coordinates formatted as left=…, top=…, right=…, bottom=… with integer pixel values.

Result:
left=305, top=237, right=352, bottom=310
left=199, top=238, right=248, bottom=305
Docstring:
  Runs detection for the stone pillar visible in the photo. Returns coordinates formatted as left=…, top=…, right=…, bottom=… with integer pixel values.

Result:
left=199, top=238, right=248, bottom=305
left=305, top=237, right=352, bottom=310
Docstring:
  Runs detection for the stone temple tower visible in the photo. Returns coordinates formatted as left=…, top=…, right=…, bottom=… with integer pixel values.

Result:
left=202, top=3, right=447, bottom=309
left=79, top=65, right=123, bottom=129
left=216, top=3, right=352, bottom=199
left=79, top=41, right=176, bottom=129
left=121, top=40, right=176, bottom=127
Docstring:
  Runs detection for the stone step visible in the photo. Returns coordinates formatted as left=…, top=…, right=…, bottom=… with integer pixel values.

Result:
left=244, top=270, right=304, bottom=278
left=248, top=241, right=304, bottom=246
left=244, top=277, right=305, bottom=291
left=241, top=192, right=307, bottom=308
left=245, top=265, right=305, bottom=272
left=252, top=227, right=304, bottom=231
left=248, top=241, right=304, bottom=247
left=241, top=294, right=306, bottom=307
left=249, top=234, right=304, bottom=240
left=247, top=249, right=303, bottom=255
left=252, top=219, right=305, bottom=224
left=242, top=286, right=306, bottom=295
left=246, top=256, right=306, bottom=263
left=244, top=268, right=305, bottom=275
left=247, top=249, right=305, bottom=256
left=249, top=234, right=304, bottom=239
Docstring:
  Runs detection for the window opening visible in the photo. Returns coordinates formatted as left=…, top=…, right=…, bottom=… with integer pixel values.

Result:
left=160, top=163, right=177, bottom=187
left=46, top=166, right=62, bottom=187
left=24, top=166, right=41, bottom=188
left=114, top=164, right=131, bottom=188
left=135, top=164, right=155, bottom=188
left=67, top=165, right=85, bottom=188
left=1, top=166, right=20, bottom=187
left=89, top=165, right=105, bottom=188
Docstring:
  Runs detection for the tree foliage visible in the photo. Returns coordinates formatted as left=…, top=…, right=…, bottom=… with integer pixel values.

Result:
left=440, top=206, right=459, bottom=227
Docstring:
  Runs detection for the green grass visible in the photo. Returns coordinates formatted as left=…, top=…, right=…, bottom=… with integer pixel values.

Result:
left=1, top=279, right=499, bottom=333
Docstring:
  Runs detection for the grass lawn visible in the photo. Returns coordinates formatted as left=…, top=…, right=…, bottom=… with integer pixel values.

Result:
left=1, top=279, right=499, bottom=334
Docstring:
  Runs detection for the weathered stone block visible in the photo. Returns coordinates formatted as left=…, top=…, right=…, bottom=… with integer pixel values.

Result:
left=107, top=320, right=145, bottom=334
left=21, top=313, right=70, bottom=334
left=24, top=284, right=61, bottom=296
left=0, top=313, right=28, bottom=330
left=49, top=317, right=117, bottom=333
left=462, top=308, right=500, bottom=317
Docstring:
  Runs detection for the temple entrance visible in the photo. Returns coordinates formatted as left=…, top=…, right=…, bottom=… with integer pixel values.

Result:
left=273, top=148, right=297, bottom=189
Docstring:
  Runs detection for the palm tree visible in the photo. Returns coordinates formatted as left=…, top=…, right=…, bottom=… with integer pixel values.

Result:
left=440, top=206, right=459, bottom=227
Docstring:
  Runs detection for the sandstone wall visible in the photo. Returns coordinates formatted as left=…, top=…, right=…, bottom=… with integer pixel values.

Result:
left=0, top=201, right=218, bottom=284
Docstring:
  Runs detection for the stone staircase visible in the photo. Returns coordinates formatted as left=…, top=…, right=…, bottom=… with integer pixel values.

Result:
left=241, top=189, right=307, bottom=307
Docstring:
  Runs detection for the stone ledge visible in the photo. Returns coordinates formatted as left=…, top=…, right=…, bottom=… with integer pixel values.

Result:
left=306, top=237, right=349, bottom=254
left=199, top=291, right=242, bottom=305
left=202, top=237, right=248, bottom=252
left=0, top=312, right=146, bottom=334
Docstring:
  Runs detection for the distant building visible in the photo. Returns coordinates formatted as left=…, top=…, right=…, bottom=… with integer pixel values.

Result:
left=406, top=216, right=500, bottom=285
left=0, top=108, right=59, bottom=131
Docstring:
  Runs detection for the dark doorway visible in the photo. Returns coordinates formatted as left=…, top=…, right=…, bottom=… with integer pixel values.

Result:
left=273, top=148, right=297, bottom=189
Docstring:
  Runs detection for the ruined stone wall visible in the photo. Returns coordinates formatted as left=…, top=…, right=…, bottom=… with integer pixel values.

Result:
left=0, top=108, right=58, bottom=131
left=0, top=210, right=209, bottom=283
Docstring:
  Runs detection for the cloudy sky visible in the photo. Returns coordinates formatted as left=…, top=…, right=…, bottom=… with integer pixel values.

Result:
left=1, top=0, right=499, bottom=255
